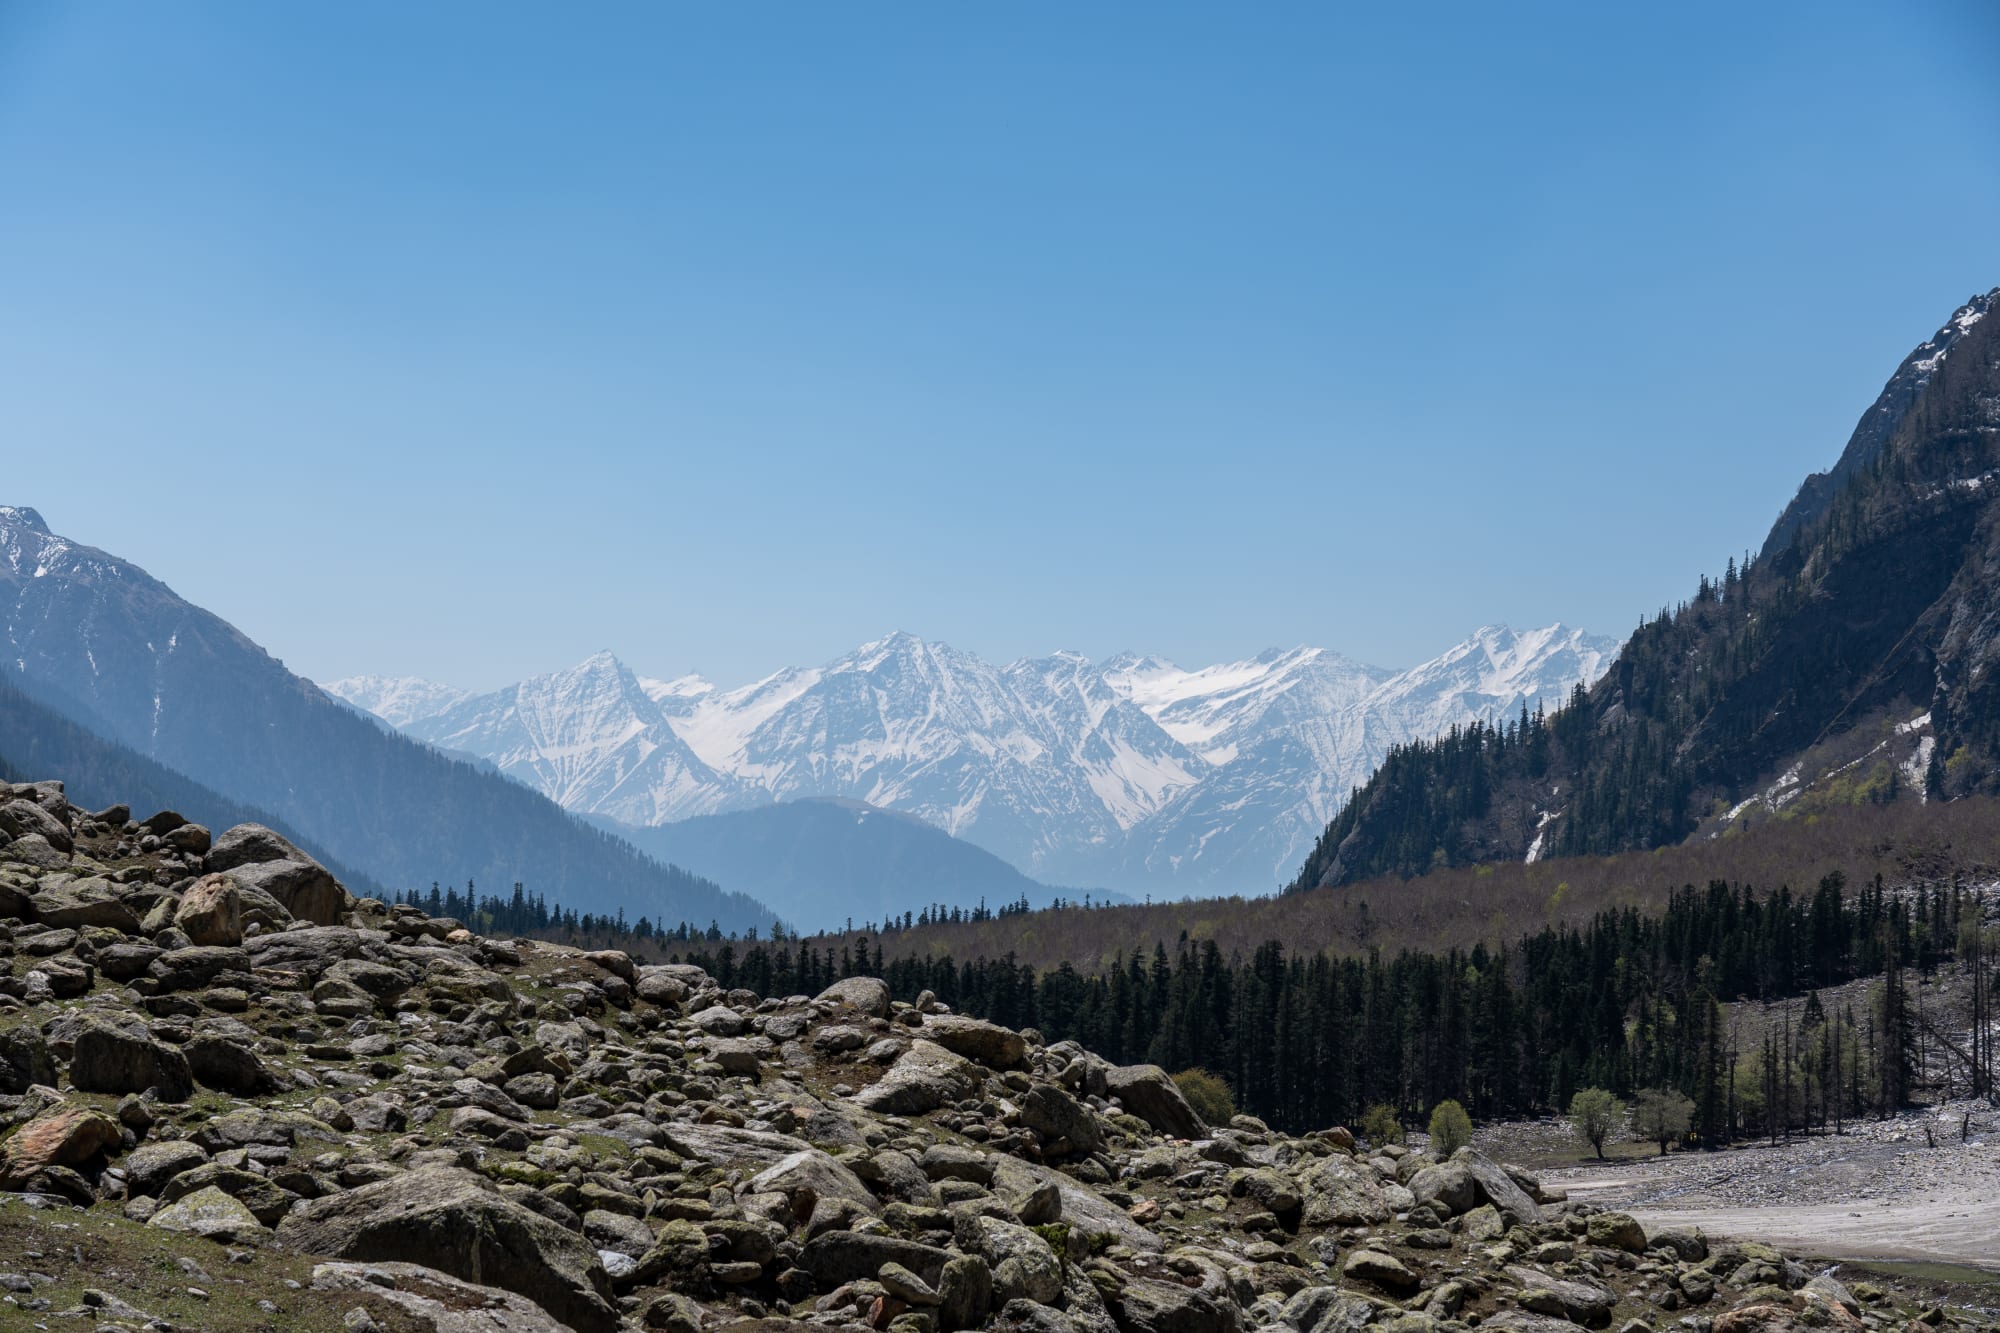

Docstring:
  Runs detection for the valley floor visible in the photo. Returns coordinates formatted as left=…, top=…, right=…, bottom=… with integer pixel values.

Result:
left=1480, top=1105, right=2000, bottom=1271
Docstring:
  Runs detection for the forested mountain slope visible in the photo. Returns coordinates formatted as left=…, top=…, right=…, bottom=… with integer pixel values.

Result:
left=1293, top=288, right=2000, bottom=889
left=0, top=674, right=379, bottom=894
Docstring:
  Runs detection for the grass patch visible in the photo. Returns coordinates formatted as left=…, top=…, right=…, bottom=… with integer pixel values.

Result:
left=1848, top=1260, right=2000, bottom=1290
left=0, top=1193, right=353, bottom=1331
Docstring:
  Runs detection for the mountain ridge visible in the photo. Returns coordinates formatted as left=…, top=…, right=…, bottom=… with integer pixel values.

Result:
left=1293, top=286, right=2000, bottom=889
left=327, top=622, right=1616, bottom=894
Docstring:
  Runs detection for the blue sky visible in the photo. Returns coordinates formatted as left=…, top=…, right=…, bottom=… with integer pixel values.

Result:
left=3, top=3, right=1996, bottom=690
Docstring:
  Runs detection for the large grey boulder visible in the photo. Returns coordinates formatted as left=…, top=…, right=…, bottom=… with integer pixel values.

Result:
left=987, top=1156, right=1163, bottom=1253
left=815, top=975, right=890, bottom=1017
left=1453, top=1148, right=1545, bottom=1225
left=275, top=1167, right=618, bottom=1333
left=1112, top=1273, right=1246, bottom=1333
left=205, top=822, right=309, bottom=871
left=1342, top=1248, right=1419, bottom=1293
left=958, top=1216, right=1063, bottom=1306
left=1300, top=1153, right=1390, bottom=1228
left=799, top=1230, right=955, bottom=1287
left=743, top=1147, right=877, bottom=1217
left=1, top=833, right=68, bottom=869
left=0, top=798, right=71, bottom=853
left=1506, top=1265, right=1615, bottom=1326
left=322, top=957, right=413, bottom=1001
left=186, top=1033, right=276, bottom=1094
left=1017, top=1082, right=1102, bottom=1156
left=920, top=1014, right=1029, bottom=1068
left=30, top=877, right=138, bottom=932
left=312, top=1261, right=573, bottom=1333
left=227, top=859, right=347, bottom=926
left=1104, top=1064, right=1206, bottom=1139
left=0, top=876, right=31, bottom=919
left=635, top=967, right=690, bottom=1007
left=1281, top=1286, right=1380, bottom=1333
left=938, top=1254, right=994, bottom=1333
left=242, top=926, right=363, bottom=980
left=660, top=1123, right=819, bottom=1172
left=206, top=823, right=350, bottom=925
left=146, top=944, right=251, bottom=993
left=122, top=1140, right=210, bottom=1197
left=852, top=1039, right=981, bottom=1115
left=172, top=874, right=243, bottom=947
left=70, top=1013, right=193, bottom=1101
left=1408, top=1159, right=1476, bottom=1216
left=0, top=1026, right=58, bottom=1094
left=149, top=1184, right=267, bottom=1242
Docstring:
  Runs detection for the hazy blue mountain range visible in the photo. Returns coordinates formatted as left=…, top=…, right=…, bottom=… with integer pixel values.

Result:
left=330, top=623, right=1616, bottom=893
left=596, top=797, right=1107, bottom=934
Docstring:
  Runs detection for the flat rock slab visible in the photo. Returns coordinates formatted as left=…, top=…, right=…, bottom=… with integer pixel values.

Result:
left=313, top=1260, right=574, bottom=1333
left=275, top=1166, right=618, bottom=1333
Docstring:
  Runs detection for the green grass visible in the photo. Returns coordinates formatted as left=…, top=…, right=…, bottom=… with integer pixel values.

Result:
left=0, top=1193, right=353, bottom=1331
left=1847, top=1260, right=2000, bottom=1290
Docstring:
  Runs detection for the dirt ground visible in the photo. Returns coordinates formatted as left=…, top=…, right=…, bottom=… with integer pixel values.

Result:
left=1472, top=1102, right=2000, bottom=1271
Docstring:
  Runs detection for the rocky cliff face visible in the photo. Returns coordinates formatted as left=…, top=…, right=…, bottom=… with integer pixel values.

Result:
left=1, top=774, right=1987, bottom=1333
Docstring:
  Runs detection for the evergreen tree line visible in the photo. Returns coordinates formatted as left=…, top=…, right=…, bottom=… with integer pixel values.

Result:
left=658, top=874, right=1991, bottom=1141
left=389, top=881, right=786, bottom=946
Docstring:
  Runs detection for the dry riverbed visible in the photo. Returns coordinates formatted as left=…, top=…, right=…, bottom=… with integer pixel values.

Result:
left=1473, top=1102, right=2000, bottom=1275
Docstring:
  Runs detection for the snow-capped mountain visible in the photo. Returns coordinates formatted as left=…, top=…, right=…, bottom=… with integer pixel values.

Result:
left=318, top=674, right=471, bottom=729
left=382, top=652, right=753, bottom=827
left=324, top=624, right=1617, bottom=894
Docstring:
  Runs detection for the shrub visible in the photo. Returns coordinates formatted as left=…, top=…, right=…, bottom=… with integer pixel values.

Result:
left=1427, top=1099, right=1472, bottom=1157
left=1567, top=1087, right=1626, bottom=1159
left=1359, top=1102, right=1403, bottom=1147
left=1173, top=1067, right=1237, bottom=1127
left=1631, top=1087, right=1695, bottom=1155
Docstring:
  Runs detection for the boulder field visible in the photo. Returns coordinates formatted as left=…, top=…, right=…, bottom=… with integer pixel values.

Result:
left=0, top=777, right=1989, bottom=1333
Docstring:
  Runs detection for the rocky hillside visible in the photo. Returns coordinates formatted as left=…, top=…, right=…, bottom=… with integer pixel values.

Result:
left=1, top=775, right=1991, bottom=1333
left=1295, top=288, right=2000, bottom=889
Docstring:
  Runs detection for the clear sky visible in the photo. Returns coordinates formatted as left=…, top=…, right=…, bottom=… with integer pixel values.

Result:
left=3, top=3, right=1996, bottom=690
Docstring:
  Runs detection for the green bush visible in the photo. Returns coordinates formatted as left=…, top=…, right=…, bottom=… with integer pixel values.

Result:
left=1172, top=1067, right=1237, bottom=1127
left=1427, top=1099, right=1472, bottom=1157
left=1359, top=1102, right=1403, bottom=1147
left=1566, top=1087, right=1626, bottom=1159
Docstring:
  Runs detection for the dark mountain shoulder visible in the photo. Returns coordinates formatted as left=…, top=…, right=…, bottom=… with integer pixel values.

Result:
left=0, top=509, right=776, bottom=931
left=0, top=672, right=379, bottom=895
left=1293, top=287, right=2000, bottom=891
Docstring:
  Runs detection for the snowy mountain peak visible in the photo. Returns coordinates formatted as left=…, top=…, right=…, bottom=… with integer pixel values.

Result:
left=331, top=622, right=1616, bottom=894
left=637, top=672, right=717, bottom=704
left=0, top=506, right=50, bottom=535
left=321, top=675, right=473, bottom=729
left=380, top=653, right=754, bottom=826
